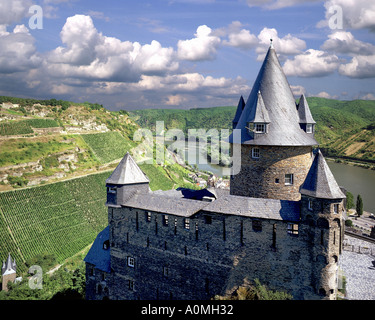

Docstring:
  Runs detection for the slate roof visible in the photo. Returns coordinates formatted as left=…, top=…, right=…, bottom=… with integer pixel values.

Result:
left=2, top=253, right=16, bottom=276
left=122, top=187, right=300, bottom=222
left=203, top=193, right=300, bottom=222
left=232, top=95, right=245, bottom=128
left=106, top=152, right=149, bottom=185
left=300, top=150, right=346, bottom=199
left=84, top=226, right=111, bottom=273
left=249, top=91, right=271, bottom=124
left=297, top=94, right=316, bottom=124
left=229, top=45, right=317, bottom=146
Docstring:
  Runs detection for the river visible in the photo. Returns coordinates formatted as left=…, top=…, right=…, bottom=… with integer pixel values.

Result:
left=180, top=143, right=375, bottom=213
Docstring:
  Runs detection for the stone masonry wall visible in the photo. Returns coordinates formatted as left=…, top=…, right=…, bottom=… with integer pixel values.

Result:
left=230, top=145, right=313, bottom=201
left=107, top=205, right=329, bottom=300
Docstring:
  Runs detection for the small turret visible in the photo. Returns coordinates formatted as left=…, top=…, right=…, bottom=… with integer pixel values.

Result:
left=297, top=94, right=316, bottom=134
left=106, top=152, right=150, bottom=207
left=2, top=253, right=16, bottom=292
left=299, top=149, right=345, bottom=299
left=246, top=90, right=271, bottom=136
left=232, top=96, right=245, bottom=129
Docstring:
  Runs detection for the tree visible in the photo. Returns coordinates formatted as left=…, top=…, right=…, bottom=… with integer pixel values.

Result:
left=346, top=191, right=354, bottom=209
left=356, top=195, right=363, bottom=217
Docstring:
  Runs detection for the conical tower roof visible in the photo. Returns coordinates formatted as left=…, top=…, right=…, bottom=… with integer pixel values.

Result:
left=230, top=45, right=317, bottom=146
left=232, top=95, right=245, bottom=128
left=249, top=91, right=270, bottom=123
left=297, top=94, right=316, bottom=124
left=106, top=152, right=149, bottom=185
left=2, top=253, right=16, bottom=276
left=300, top=150, right=345, bottom=199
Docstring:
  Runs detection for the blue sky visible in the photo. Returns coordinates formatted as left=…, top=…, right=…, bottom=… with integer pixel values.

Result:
left=0, top=0, right=374, bottom=110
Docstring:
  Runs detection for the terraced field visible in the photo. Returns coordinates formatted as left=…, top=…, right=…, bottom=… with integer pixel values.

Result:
left=0, top=171, right=109, bottom=272
left=81, top=131, right=137, bottom=164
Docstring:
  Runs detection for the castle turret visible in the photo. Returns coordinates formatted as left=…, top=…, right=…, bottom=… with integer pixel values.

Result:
left=2, top=253, right=16, bottom=292
left=299, top=149, right=345, bottom=299
left=229, top=44, right=317, bottom=201
left=232, top=95, right=245, bottom=130
left=106, top=152, right=150, bottom=207
left=297, top=94, right=316, bottom=134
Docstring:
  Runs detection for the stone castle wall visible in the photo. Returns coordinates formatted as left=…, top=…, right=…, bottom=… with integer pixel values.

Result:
left=107, top=203, right=341, bottom=300
left=230, top=145, right=313, bottom=201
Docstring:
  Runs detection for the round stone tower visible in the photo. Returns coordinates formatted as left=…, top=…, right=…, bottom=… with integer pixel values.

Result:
left=299, top=150, right=346, bottom=299
left=229, top=43, right=318, bottom=201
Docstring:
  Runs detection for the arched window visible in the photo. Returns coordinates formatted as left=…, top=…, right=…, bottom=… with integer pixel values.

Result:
left=317, top=217, right=329, bottom=229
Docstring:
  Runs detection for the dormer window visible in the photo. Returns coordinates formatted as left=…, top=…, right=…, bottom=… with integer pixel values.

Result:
left=107, top=187, right=117, bottom=194
left=255, top=123, right=266, bottom=133
left=306, top=124, right=314, bottom=133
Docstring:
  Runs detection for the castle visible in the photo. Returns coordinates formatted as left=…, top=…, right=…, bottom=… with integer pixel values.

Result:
left=84, top=43, right=346, bottom=300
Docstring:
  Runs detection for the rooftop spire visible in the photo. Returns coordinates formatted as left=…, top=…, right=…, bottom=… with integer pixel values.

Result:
left=232, top=95, right=245, bottom=129
left=270, top=38, right=274, bottom=49
left=2, top=253, right=16, bottom=276
left=106, top=152, right=149, bottom=185
left=229, top=44, right=318, bottom=146
left=300, top=150, right=345, bottom=199
left=298, top=94, right=316, bottom=124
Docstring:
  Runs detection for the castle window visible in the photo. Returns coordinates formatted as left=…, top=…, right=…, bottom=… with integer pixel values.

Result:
left=128, top=280, right=134, bottom=291
left=107, top=187, right=116, bottom=194
left=252, top=148, right=260, bottom=159
left=255, top=123, right=266, bottom=133
left=308, top=200, right=313, bottom=211
left=285, top=174, right=293, bottom=185
left=163, top=215, right=169, bottom=226
left=287, top=223, right=299, bottom=236
left=103, top=240, right=110, bottom=250
left=306, top=124, right=313, bottom=133
left=333, top=204, right=339, bottom=214
left=163, top=266, right=169, bottom=277
left=252, top=219, right=262, bottom=232
left=146, top=211, right=152, bottom=222
left=127, top=257, right=135, bottom=268
left=275, top=178, right=279, bottom=184
left=204, top=215, right=212, bottom=224
left=184, top=218, right=190, bottom=230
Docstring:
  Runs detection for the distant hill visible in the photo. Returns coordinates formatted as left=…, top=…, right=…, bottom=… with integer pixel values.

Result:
left=129, top=97, right=375, bottom=164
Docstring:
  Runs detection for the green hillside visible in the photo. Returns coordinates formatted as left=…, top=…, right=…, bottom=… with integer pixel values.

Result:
left=129, top=97, right=375, bottom=163
left=0, top=96, right=199, bottom=278
left=0, top=171, right=109, bottom=273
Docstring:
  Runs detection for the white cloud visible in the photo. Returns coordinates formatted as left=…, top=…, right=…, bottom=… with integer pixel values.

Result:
left=313, top=91, right=338, bottom=99
left=0, top=24, right=40, bottom=74
left=0, top=0, right=32, bottom=25
left=246, top=0, right=323, bottom=10
left=177, top=25, right=221, bottom=61
left=321, top=0, right=375, bottom=31
left=360, top=93, right=375, bottom=100
left=165, top=94, right=186, bottom=106
left=338, top=55, right=375, bottom=78
left=321, top=31, right=375, bottom=55
left=283, top=49, right=339, bottom=77
left=256, top=27, right=306, bottom=60
left=47, top=15, right=178, bottom=82
left=220, top=21, right=258, bottom=49
left=290, top=85, right=306, bottom=97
